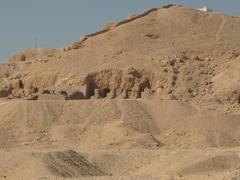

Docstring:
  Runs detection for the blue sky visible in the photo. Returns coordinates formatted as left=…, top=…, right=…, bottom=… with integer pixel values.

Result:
left=0, top=0, right=239, bottom=61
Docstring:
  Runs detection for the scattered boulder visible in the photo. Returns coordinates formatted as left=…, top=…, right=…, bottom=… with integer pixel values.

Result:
left=58, top=90, right=69, bottom=100
left=20, top=54, right=26, bottom=62
left=25, top=95, right=38, bottom=101
left=162, top=4, right=178, bottom=9
left=99, top=88, right=110, bottom=98
left=68, top=90, right=85, bottom=100
left=126, top=68, right=141, bottom=78
left=6, top=94, right=14, bottom=100
left=31, top=87, right=39, bottom=94
left=93, top=88, right=110, bottom=99
left=225, top=90, right=240, bottom=104
left=107, top=89, right=117, bottom=99
left=141, top=88, right=154, bottom=99
left=102, top=22, right=117, bottom=30
left=128, top=14, right=138, bottom=19
left=42, top=89, right=53, bottom=95
left=0, top=81, right=12, bottom=98
left=145, top=33, right=159, bottom=39
left=38, top=94, right=66, bottom=100
left=0, top=88, right=11, bottom=98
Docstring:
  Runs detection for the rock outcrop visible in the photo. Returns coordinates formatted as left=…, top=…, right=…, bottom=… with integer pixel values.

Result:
left=0, top=83, right=12, bottom=97
left=68, top=90, right=85, bottom=100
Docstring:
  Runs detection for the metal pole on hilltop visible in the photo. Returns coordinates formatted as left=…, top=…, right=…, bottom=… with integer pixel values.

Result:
left=204, top=0, right=207, bottom=7
left=35, top=38, right=39, bottom=56
left=35, top=38, right=38, bottom=49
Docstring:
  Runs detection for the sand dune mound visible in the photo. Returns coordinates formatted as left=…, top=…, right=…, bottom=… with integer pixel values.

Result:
left=0, top=99, right=239, bottom=150
left=181, top=154, right=240, bottom=175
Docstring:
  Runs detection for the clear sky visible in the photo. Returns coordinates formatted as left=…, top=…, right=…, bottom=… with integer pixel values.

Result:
left=0, top=0, right=239, bottom=61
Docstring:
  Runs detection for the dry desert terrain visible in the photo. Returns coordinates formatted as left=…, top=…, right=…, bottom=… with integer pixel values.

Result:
left=0, top=4, right=240, bottom=180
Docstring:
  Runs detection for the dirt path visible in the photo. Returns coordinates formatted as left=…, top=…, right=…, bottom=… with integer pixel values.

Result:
left=216, top=15, right=226, bottom=41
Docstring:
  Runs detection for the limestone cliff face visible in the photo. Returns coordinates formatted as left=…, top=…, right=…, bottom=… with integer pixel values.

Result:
left=0, top=5, right=239, bottom=110
left=1, top=5, right=240, bottom=179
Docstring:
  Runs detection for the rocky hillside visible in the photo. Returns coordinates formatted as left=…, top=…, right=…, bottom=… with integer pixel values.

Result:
left=0, top=4, right=240, bottom=179
left=0, top=5, right=239, bottom=110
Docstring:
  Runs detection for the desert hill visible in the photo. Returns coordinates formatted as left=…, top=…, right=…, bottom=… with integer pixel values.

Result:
left=0, top=4, right=240, bottom=180
left=1, top=5, right=239, bottom=108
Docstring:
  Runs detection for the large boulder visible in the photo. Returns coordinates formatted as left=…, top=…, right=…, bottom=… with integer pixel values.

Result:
left=41, top=89, right=53, bottom=95
left=0, top=81, right=12, bottom=98
left=0, top=88, right=11, bottom=97
left=24, top=95, right=38, bottom=100
left=68, top=91, right=85, bottom=100
left=93, top=88, right=110, bottom=99
left=58, top=90, right=69, bottom=100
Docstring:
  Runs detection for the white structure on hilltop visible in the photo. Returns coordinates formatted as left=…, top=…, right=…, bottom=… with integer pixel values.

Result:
left=198, top=5, right=213, bottom=12
left=198, top=1, right=213, bottom=12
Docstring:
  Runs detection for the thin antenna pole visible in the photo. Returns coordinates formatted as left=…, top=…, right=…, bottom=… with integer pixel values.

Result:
left=34, top=38, right=39, bottom=56
left=204, top=0, right=207, bottom=7
left=35, top=38, right=38, bottom=49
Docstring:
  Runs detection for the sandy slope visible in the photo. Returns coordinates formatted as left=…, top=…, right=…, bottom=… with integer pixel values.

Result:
left=0, top=99, right=239, bottom=150
left=1, top=147, right=240, bottom=180
left=0, top=4, right=240, bottom=180
left=0, top=99, right=240, bottom=179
